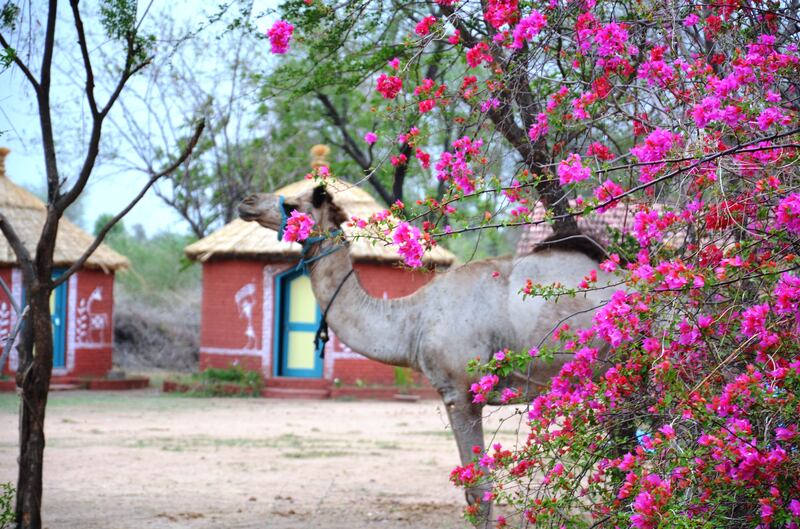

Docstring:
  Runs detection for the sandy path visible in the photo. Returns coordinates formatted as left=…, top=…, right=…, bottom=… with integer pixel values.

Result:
left=0, top=389, right=525, bottom=529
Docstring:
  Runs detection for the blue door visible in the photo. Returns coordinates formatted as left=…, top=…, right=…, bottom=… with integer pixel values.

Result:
left=275, top=269, right=323, bottom=378
left=51, top=271, right=67, bottom=368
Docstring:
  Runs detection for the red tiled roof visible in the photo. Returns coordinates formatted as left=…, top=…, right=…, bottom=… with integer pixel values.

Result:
left=515, top=201, right=652, bottom=254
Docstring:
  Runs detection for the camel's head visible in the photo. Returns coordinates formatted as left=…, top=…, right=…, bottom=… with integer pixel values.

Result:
left=238, top=185, right=348, bottom=237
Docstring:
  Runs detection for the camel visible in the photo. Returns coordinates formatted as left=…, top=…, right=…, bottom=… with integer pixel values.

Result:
left=238, top=184, right=613, bottom=512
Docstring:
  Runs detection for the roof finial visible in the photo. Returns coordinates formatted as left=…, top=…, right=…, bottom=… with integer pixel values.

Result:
left=310, top=144, right=330, bottom=170
left=0, top=147, right=9, bottom=178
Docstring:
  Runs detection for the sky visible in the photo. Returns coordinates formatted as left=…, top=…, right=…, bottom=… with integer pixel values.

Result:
left=0, top=0, right=276, bottom=237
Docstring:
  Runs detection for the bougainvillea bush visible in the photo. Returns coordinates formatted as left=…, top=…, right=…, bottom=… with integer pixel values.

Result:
left=268, top=0, right=800, bottom=526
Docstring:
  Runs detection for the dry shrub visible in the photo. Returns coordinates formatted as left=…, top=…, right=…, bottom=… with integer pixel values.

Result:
left=113, top=288, right=200, bottom=371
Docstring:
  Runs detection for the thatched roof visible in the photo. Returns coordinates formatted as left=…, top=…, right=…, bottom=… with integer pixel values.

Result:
left=0, top=148, right=129, bottom=272
left=185, top=178, right=456, bottom=266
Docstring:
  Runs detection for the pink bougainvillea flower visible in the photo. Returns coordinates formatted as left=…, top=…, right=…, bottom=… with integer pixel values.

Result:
left=776, top=193, right=800, bottom=235
left=415, top=148, right=431, bottom=169
left=392, top=222, right=425, bottom=267
left=282, top=211, right=315, bottom=242
left=587, top=142, right=614, bottom=161
left=364, top=132, right=378, bottom=144
left=484, top=0, right=519, bottom=28
left=528, top=112, right=548, bottom=141
left=267, top=20, right=294, bottom=55
left=594, top=179, right=624, bottom=211
left=415, top=15, right=437, bottom=36
left=376, top=73, right=403, bottom=99
left=595, top=22, right=629, bottom=57
left=757, top=107, right=791, bottom=131
left=441, top=29, right=456, bottom=46
left=510, top=11, right=546, bottom=49
left=466, top=42, right=493, bottom=68
left=557, top=153, right=592, bottom=185
left=630, top=128, right=682, bottom=182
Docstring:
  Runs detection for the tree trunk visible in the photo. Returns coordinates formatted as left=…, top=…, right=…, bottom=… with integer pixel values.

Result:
left=15, top=287, right=53, bottom=529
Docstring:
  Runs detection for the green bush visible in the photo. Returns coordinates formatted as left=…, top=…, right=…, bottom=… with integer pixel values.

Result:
left=181, top=366, right=263, bottom=397
left=0, top=482, right=14, bottom=529
left=99, top=223, right=200, bottom=306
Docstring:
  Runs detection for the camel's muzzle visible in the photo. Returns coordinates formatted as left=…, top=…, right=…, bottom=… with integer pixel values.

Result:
left=238, top=194, right=264, bottom=221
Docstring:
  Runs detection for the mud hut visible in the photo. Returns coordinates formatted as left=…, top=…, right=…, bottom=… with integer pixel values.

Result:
left=185, top=176, right=456, bottom=397
left=0, top=147, right=129, bottom=378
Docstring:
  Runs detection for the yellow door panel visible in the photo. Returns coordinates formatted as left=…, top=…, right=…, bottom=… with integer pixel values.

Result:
left=289, top=275, right=317, bottom=324
left=287, top=330, right=316, bottom=369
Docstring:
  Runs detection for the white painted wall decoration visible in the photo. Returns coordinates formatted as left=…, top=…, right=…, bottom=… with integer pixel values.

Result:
left=75, top=286, right=109, bottom=344
left=9, top=269, right=22, bottom=371
left=261, top=265, right=280, bottom=375
left=0, top=302, right=10, bottom=349
left=234, top=280, right=258, bottom=350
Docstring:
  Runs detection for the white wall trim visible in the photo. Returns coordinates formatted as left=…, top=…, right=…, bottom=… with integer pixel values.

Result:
left=65, top=274, right=78, bottom=374
left=261, top=265, right=277, bottom=376
left=200, top=347, right=263, bottom=356
left=8, top=268, right=22, bottom=371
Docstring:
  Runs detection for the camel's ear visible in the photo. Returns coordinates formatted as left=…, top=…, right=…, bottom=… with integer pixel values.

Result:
left=312, top=185, right=348, bottom=227
left=312, top=185, right=330, bottom=208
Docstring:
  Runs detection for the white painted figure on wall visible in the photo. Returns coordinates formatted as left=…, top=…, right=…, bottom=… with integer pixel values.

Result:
left=76, top=287, right=109, bottom=344
left=0, top=302, right=10, bottom=345
left=235, top=281, right=257, bottom=350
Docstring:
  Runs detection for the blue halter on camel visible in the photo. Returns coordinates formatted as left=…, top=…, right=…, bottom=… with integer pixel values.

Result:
left=276, top=194, right=353, bottom=359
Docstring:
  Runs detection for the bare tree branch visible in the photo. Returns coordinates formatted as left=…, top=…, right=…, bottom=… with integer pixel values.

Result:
left=68, top=0, right=99, bottom=116
left=0, top=32, right=39, bottom=90
left=0, top=211, right=33, bottom=278
left=53, top=119, right=206, bottom=287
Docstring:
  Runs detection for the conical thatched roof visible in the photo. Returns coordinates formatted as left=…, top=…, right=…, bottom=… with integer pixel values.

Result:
left=0, top=148, right=129, bottom=272
left=185, top=177, right=456, bottom=266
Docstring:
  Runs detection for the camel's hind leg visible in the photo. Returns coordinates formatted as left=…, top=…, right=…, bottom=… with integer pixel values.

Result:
left=443, top=393, right=492, bottom=526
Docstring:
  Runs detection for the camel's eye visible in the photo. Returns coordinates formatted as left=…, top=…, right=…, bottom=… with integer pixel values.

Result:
left=282, top=200, right=296, bottom=218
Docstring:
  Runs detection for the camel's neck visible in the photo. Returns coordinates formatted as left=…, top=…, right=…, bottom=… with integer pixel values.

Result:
left=305, top=236, right=418, bottom=369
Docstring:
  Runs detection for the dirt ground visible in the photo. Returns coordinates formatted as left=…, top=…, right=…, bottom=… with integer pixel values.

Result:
left=0, top=388, right=526, bottom=529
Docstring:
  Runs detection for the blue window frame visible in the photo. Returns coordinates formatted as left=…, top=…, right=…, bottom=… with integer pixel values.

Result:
left=51, top=270, right=67, bottom=369
left=274, top=268, right=323, bottom=378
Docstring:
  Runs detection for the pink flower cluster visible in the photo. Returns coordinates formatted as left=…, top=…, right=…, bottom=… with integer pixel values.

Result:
left=376, top=73, right=403, bottom=99
left=466, top=42, right=493, bottom=68
left=282, top=211, right=315, bottom=242
left=630, top=129, right=682, bottom=182
left=484, top=0, right=518, bottom=28
left=776, top=193, right=800, bottom=235
left=510, top=11, right=546, bottom=49
left=593, top=179, right=624, bottom=211
left=415, top=16, right=437, bottom=36
left=690, top=96, right=743, bottom=129
left=557, top=153, right=591, bottom=185
left=435, top=136, right=484, bottom=194
left=470, top=374, right=500, bottom=404
left=587, top=142, right=614, bottom=161
left=527, top=112, right=548, bottom=141
left=392, top=222, right=425, bottom=267
left=267, top=20, right=294, bottom=55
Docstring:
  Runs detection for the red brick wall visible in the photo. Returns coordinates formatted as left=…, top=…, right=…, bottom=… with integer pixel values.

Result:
left=1, top=267, right=117, bottom=377
left=70, top=269, right=115, bottom=377
left=332, top=359, right=413, bottom=386
left=199, top=260, right=266, bottom=373
left=200, top=353, right=262, bottom=372
left=200, top=260, right=265, bottom=350
left=331, top=264, right=435, bottom=386
left=353, top=263, right=435, bottom=298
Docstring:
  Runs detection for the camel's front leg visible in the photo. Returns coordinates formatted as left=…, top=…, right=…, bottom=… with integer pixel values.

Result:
left=444, top=394, right=492, bottom=524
